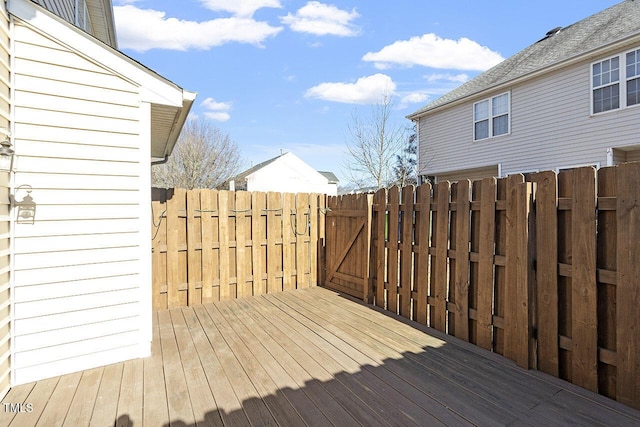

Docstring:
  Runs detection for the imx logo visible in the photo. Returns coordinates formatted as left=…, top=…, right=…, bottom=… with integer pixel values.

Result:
left=3, top=402, right=33, bottom=413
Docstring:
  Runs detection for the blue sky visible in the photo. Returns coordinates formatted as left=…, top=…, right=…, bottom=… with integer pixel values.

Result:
left=114, top=0, right=620, bottom=184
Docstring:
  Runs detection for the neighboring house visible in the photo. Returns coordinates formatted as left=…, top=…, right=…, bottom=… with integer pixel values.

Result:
left=408, top=0, right=640, bottom=183
left=228, top=152, right=339, bottom=195
left=0, top=0, right=194, bottom=395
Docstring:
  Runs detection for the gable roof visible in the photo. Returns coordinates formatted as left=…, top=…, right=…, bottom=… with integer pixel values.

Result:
left=227, top=153, right=339, bottom=189
left=228, top=155, right=282, bottom=188
left=408, top=0, right=640, bottom=119
left=318, top=171, right=339, bottom=184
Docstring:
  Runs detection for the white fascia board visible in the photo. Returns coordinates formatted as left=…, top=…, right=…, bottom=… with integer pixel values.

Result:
left=8, top=0, right=187, bottom=107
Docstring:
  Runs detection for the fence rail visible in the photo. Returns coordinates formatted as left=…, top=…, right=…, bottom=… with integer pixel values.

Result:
left=151, top=188, right=325, bottom=310
left=364, top=162, right=640, bottom=409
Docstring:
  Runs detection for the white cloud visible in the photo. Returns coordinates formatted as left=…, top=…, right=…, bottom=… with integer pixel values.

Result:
left=305, top=74, right=396, bottom=104
left=281, top=1, right=360, bottom=37
left=201, top=97, right=232, bottom=122
left=400, top=92, right=429, bottom=107
left=425, top=73, right=470, bottom=83
left=199, top=0, right=282, bottom=17
left=362, top=33, right=504, bottom=71
left=114, top=5, right=282, bottom=52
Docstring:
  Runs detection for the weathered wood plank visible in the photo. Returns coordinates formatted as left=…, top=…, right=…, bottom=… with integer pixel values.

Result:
left=62, top=368, right=103, bottom=427
left=571, top=167, right=598, bottom=393
left=414, top=184, right=431, bottom=325
left=200, top=190, right=216, bottom=303
left=252, top=191, right=267, bottom=294
left=115, top=359, right=143, bottom=427
left=476, top=178, right=496, bottom=350
left=399, top=186, right=414, bottom=318
left=171, top=308, right=223, bottom=426
left=282, top=193, right=296, bottom=291
left=192, top=305, right=277, bottom=426
left=309, top=193, right=319, bottom=287
left=387, top=186, right=400, bottom=314
left=431, top=181, right=450, bottom=332
left=295, top=193, right=309, bottom=288
left=616, top=162, right=640, bottom=409
left=235, top=191, right=250, bottom=298
left=167, top=189, right=186, bottom=308
left=453, top=180, right=470, bottom=340
left=535, top=171, right=559, bottom=377
left=181, top=307, right=250, bottom=426
left=142, top=311, right=170, bottom=426
left=157, top=309, right=195, bottom=424
left=218, top=191, right=232, bottom=300
left=597, top=166, right=617, bottom=399
left=186, top=190, right=201, bottom=306
left=89, top=363, right=123, bottom=426
left=374, top=188, right=386, bottom=309
left=267, top=192, right=282, bottom=293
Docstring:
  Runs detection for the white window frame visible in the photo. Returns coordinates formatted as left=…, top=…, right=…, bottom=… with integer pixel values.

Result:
left=591, top=47, right=640, bottom=115
left=473, top=92, right=511, bottom=141
left=75, top=0, right=88, bottom=31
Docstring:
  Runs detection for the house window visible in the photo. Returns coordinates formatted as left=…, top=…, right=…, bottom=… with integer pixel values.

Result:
left=592, top=57, right=620, bottom=114
left=591, top=48, right=640, bottom=114
left=626, top=49, right=640, bottom=106
left=473, top=92, right=510, bottom=141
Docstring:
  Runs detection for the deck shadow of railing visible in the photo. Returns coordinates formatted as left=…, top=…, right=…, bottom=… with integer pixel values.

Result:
left=148, top=343, right=640, bottom=427
left=133, top=289, right=640, bottom=427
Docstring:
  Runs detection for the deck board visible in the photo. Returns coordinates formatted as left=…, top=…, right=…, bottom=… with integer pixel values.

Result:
left=4, top=287, right=640, bottom=426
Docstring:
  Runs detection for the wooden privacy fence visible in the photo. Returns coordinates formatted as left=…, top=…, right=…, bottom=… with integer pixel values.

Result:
left=151, top=188, right=325, bottom=310
left=331, top=162, right=639, bottom=409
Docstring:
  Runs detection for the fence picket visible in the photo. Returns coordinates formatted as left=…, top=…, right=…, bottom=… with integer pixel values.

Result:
left=373, top=189, right=386, bottom=309
left=200, top=190, right=215, bottom=304
left=534, top=171, right=559, bottom=376
left=387, top=187, right=400, bottom=314
left=218, top=191, right=232, bottom=300
left=571, top=167, right=598, bottom=392
left=252, top=192, right=266, bottom=295
left=453, top=180, right=470, bottom=340
left=399, top=186, right=414, bottom=318
left=414, top=184, right=431, bottom=325
left=431, top=182, right=450, bottom=332
left=616, top=162, right=640, bottom=408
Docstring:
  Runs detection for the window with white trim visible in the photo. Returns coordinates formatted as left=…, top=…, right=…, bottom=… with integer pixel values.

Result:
left=591, top=48, right=640, bottom=114
left=473, top=92, right=510, bottom=141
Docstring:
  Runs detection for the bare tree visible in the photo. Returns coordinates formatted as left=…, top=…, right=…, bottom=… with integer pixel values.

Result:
left=343, top=95, right=406, bottom=190
left=152, top=119, right=243, bottom=189
left=392, top=124, right=417, bottom=187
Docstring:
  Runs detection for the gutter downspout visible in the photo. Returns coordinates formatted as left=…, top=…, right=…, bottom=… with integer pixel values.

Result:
left=151, top=155, right=169, bottom=166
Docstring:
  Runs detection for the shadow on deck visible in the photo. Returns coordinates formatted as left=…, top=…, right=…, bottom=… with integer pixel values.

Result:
left=3, top=287, right=640, bottom=426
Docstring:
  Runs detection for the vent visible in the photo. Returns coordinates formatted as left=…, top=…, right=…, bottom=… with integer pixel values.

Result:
left=537, top=26, right=562, bottom=43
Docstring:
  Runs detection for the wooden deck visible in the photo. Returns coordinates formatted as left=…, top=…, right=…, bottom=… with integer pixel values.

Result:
left=3, top=287, right=640, bottom=427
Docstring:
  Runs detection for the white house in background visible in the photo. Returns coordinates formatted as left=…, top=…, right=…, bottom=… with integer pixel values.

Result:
left=229, top=152, right=339, bottom=195
left=408, top=0, right=640, bottom=183
left=0, top=0, right=194, bottom=395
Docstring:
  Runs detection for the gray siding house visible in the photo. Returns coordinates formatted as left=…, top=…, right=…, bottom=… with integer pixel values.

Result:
left=408, top=0, right=640, bottom=182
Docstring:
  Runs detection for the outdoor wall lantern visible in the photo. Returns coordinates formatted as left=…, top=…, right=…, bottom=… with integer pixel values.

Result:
left=0, top=128, right=14, bottom=172
left=11, top=185, right=36, bottom=224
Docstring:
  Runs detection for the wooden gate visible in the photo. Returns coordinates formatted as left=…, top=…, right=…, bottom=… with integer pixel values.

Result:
left=324, top=193, right=373, bottom=301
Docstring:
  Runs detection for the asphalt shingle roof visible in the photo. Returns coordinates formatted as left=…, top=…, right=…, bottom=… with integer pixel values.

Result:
left=408, top=0, right=640, bottom=118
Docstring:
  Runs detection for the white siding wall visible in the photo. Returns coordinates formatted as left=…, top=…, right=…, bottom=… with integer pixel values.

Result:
left=418, top=41, right=640, bottom=177
left=0, top=0, right=10, bottom=400
left=10, top=21, right=147, bottom=385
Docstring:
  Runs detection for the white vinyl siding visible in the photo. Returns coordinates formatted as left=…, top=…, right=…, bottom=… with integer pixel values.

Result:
left=0, top=2, right=10, bottom=401
left=418, top=41, right=640, bottom=179
left=10, top=21, right=146, bottom=385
